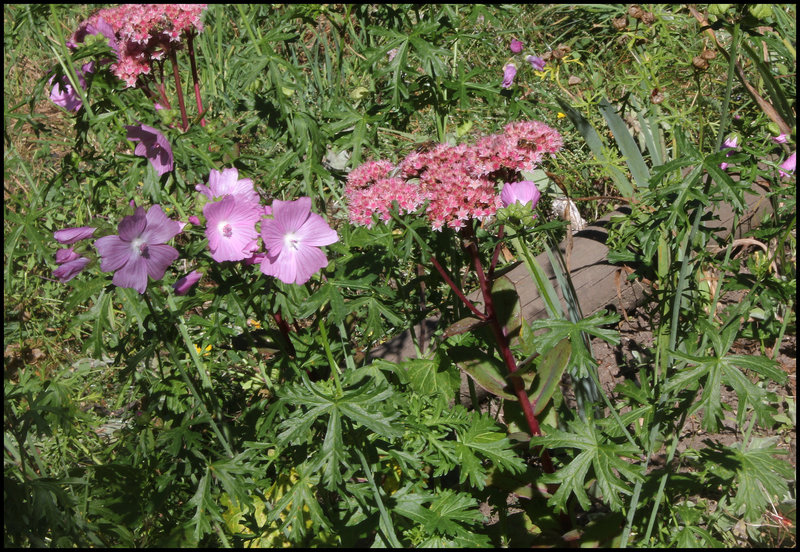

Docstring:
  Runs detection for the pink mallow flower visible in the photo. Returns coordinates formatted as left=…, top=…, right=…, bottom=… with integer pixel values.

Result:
left=501, top=63, right=517, bottom=89
left=772, top=133, right=789, bottom=144
left=501, top=181, right=541, bottom=208
left=779, top=152, right=796, bottom=178
left=95, top=205, right=181, bottom=294
left=125, top=124, right=174, bottom=176
left=196, top=167, right=260, bottom=206
left=510, top=38, right=524, bottom=53
left=259, top=197, right=338, bottom=285
left=49, top=62, right=94, bottom=113
left=203, top=195, right=262, bottom=263
left=54, top=225, right=96, bottom=244
left=172, top=269, right=202, bottom=295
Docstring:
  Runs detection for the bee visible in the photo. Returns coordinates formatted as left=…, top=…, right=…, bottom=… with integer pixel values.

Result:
left=518, top=138, right=538, bottom=150
left=414, top=140, right=438, bottom=154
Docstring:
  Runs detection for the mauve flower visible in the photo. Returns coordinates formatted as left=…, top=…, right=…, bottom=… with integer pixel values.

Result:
left=779, top=152, right=796, bottom=178
left=501, top=181, right=541, bottom=209
left=526, top=54, right=546, bottom=70
left=196, top=167, right=260, bottom=206
left=772, top=133, right=789, bottom=144
left=187, top=215, right=201, bottom=225
left=387, top=48, right=399, bottom=61
left=259, top=197, right=338, bottom=285
left=125, top=124, right=174, bottom=176
left=53, top=256, right=91, bottom=283
left=173, top=270, right=202, bottom=295
left=54, top=225, right=96, bottom=244
left=49, top=62, right=94, bottom=113
left=501, top=63, right=517, bottom=89
left=510, top=38, right=524, bottom=53
left=203, top=195, right=262, bottom=262
left=95, top=205, right=181, bottom=294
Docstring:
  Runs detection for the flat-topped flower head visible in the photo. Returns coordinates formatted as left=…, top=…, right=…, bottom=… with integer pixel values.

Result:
left=95, top=205, right=181, bottom=293
left=196, top=167, right=260, bottom=206
left=259, top=197, right=338, bottom=285
left=203, top=195, right=262, bottom=262
left=125, top=124, right=174, bottom=176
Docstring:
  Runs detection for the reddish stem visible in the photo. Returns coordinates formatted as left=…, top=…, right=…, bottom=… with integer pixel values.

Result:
left=429, top=254, right=487, bottom=321
left=168, top=48, right=189, bottom=131
left=459, top=226, right=556, bottom=474
left=186, top=33, right=206, bottom=127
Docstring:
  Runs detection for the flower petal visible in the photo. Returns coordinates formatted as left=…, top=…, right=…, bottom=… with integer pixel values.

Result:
left=95, top=235, right=135, bottom=272
left=112, top=255, right=148, bottom=293
left=297, top=212, right=339, bottom=247
left=118, top=207, right=147, bottom=241
left=142, top=204, right=181, bottom=244
left=144, top=244, right=179, bottom=280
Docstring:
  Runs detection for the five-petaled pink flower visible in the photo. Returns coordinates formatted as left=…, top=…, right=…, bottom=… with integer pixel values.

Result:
left=49, top=62, right=94, bottom=113
left=501, top=181, right=541, bottom=209
left=125, top=124, right=174, bottom=176
left=259, top=197, right=338, bottom=285
left=501, top=63, right=517, bottom=89
left=779, top=152, right=796, bottom=178
left=95, top=205, right=181, bottom=293
left=196, top=167, right=260, bottom=206
left=203, top=195, right=262, bottom=262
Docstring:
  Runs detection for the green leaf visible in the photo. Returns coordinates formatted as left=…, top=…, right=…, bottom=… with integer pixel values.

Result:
left=598, top=98, right=651, bottom=190
left=527, top=338, right=571, bottom=416
left=401, top=356, right=460, bottom=398
left=532, top=419, right=642, bottom=513
left=448, top=345, right=517, bottom=400
left=730, top=437, right=793, bottom=523
left=454, top=413, right=525, bottom=489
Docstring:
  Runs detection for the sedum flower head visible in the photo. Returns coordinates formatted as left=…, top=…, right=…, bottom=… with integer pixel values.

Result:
left=125, top=124, right=174, bottom=176
left=259, top=197, right=338, bottom=285
left=94, top=205, right=181, bottom=293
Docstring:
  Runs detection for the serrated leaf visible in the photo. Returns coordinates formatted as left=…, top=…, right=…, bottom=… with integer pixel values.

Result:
left=402, top=356, right=460, bottom=398
left=532, top=419, right=642, bottom=513
left=454, top=413, right=525, bottom=489
left=730, top=437, right=793, bottom=522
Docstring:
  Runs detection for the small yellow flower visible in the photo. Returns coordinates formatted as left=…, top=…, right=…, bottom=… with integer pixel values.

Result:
left=195, top=344, right=212, bottom=357
left=557, top=112, right=567, bottom=119
left=247, top=319, right=262, bottom=329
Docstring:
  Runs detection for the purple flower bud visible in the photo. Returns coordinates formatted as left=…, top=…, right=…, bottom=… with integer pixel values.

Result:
left=188, top=215, right=201, bottom=225
left=54, top=226, right=96, bottom=244
left=172, top=270, right=202, bottom=295
left=501, top=63, right=517, bottom=89
left=501, top=181, right=541, bottom=209
left=55, top=247, right=80, bottom=264
left=53, top=256, right=91, bottom=283
left=772, top=133, right=789, bottom=144
left=510, top=38, right=524, bottom=54
left=526, top=55, right=546, bottom=71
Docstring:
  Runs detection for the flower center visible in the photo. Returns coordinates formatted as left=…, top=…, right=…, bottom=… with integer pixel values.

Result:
left=217, top=221, right=233, bottom=238
left=131, top=237, right=149, bottom=258
left=284, top=232, right=301, bottom=251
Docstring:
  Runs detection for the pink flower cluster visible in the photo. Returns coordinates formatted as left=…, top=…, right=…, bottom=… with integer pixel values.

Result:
left=71, top=4, right=206, bottom=87
left=345, top=120, right=563, bottom=231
